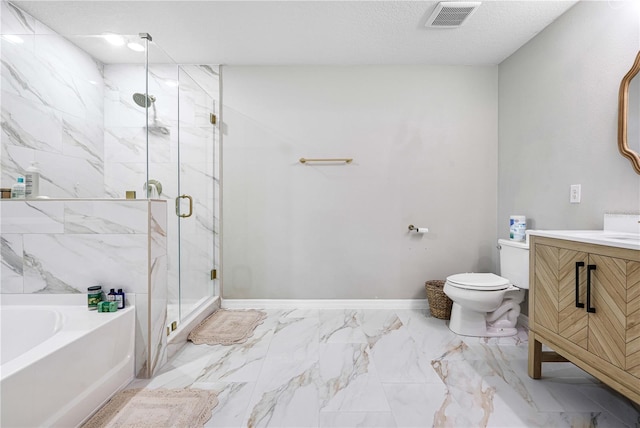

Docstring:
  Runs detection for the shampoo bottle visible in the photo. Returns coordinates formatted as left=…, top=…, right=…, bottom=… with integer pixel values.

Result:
left=25, top=161, right=40, bottom=198
left=107, top=288, right=117, bottom=302
left=116, top=288, right=125, bottom=309
left=11, top=177, right=26, bottom=199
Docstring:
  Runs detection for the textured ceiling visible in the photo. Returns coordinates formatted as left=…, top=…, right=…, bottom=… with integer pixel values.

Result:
left=12, top=0, right=578, bottom=65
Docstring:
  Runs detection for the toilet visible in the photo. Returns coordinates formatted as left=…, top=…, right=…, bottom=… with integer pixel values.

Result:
left=443, top=238, right=529, bottom=337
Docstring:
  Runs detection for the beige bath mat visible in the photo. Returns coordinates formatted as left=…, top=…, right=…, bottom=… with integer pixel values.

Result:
left=82, top=388, right=218, bottom=428
left=188, top=309, right=267, bottom=345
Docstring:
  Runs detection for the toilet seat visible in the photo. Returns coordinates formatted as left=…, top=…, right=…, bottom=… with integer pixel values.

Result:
left=446, top=273, right=510, bottom=291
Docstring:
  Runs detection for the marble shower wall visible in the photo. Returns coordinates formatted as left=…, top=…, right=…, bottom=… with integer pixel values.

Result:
left=0, top=199, right=168, bottom=378
left=1, top=1, right=106, bottom=197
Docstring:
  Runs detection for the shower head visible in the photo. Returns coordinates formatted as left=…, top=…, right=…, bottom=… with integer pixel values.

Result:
left=132, top=93, right=156, bottom=108
left=132, top=92, right=168, bottom=135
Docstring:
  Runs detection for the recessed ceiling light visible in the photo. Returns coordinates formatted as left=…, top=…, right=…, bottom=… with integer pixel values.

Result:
left=3, top=35, right=24, bottom=44
left=103, top=33, right=125, bottom=46
left=127, top=42, right=145, bottom=52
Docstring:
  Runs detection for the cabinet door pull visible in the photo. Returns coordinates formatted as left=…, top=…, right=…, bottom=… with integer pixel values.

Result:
left=586, top=264, right=596, bottom=313
left=575, top=261, right=585, bottom=308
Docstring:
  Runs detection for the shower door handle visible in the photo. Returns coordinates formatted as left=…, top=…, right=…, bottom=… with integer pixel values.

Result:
left=176, top=194, right=193, bottom=218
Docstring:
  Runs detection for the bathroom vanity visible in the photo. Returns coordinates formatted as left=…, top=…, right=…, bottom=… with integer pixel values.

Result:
left=527, top=230, right=640, bottom=403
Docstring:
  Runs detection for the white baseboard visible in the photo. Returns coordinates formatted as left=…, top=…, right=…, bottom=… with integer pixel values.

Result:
left=221, top=299, right=429, bottom=310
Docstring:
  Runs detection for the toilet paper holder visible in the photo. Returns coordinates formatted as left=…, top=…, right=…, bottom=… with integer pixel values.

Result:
left=408, top=224, right=429, bottom=233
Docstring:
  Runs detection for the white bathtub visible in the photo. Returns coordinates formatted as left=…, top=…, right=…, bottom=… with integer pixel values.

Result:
left=0, top=295, right=135, bottom=428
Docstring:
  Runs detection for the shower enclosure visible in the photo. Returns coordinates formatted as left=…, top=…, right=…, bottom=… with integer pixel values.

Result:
left=102, top=36, right=221, bottom=333
left=0, top=12, right=219, bottom=337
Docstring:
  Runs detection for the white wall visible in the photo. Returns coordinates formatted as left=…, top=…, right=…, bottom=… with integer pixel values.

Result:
left=222, top=66, right=498, bottom=299
left=498, top=0, right=640, bottom=234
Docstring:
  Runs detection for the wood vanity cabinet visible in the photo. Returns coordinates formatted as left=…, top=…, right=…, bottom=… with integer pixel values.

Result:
left=528, top=235, right=640, bottom=403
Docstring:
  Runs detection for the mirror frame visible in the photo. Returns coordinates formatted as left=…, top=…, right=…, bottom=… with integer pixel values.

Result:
left=618, top=50, right=640, bottom=175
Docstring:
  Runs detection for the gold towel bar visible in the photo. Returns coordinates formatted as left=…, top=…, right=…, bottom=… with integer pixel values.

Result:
left=299, top=158, right=353, bottom=164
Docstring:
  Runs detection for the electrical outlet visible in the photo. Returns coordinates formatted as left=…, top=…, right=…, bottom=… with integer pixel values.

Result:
left=570, top=184, right=581, bottom=203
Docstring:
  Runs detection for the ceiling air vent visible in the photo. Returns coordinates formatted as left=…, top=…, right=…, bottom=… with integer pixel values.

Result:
left=426, top=2, right=481, bottom=28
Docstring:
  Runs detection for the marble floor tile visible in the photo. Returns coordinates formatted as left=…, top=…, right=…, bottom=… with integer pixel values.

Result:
left=319, top=412, right=397, bottom=428
left=126, top=341, right=215, bottom=389
left=382, top=383, right=449, bottom=428
left=195, top=329, right=274, bottom=383
left=576, top=384, right=640, bottom=426
left=368, top=325, right=440, bottom=384
left=123, top=307, right=640, bottom=427
left=200, top=382, right=256, bottom=428
left=318, top=343, right=390, bottom=412
left=267, top=313, right=320, bottom=360
left=319, top=309, right=368, bottom=344
left=244, top=360, right=320, bottom=428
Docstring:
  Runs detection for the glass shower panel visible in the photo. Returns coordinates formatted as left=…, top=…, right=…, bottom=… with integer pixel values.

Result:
left=99, top=34, right=172, bottom=200
left=126, top=38, right=175, bottom=202
left=134, top=43, right=182, bottom=326
left=174, top=65, right=218, bottom=323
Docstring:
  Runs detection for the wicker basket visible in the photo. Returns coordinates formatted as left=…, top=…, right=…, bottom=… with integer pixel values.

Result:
left=425, top=280, right=453, bottom=320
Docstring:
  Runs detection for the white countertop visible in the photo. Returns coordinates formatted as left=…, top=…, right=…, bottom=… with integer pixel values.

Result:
left=527, top=230, right=640, bottom=251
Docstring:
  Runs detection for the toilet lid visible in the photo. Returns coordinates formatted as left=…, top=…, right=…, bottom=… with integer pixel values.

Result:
left=446, top=273, right=510, bottom=291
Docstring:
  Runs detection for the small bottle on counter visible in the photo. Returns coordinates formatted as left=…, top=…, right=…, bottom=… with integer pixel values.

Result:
left=87, top=285, right=103, bottom=310
left=25, top=161, right=40, bottom=198
left=11, top=177, right=26, bottom=199
left=107, top=288, right=117, bottom=303
left=116, top=288, right=125, bottom=309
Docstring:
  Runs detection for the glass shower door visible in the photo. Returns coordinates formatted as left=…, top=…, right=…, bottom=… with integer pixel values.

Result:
left=175, top=65, right=219, bottom=323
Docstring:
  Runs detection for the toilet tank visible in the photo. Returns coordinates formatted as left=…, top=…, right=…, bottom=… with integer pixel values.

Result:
left=498, top=238, right=529, bottom=289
